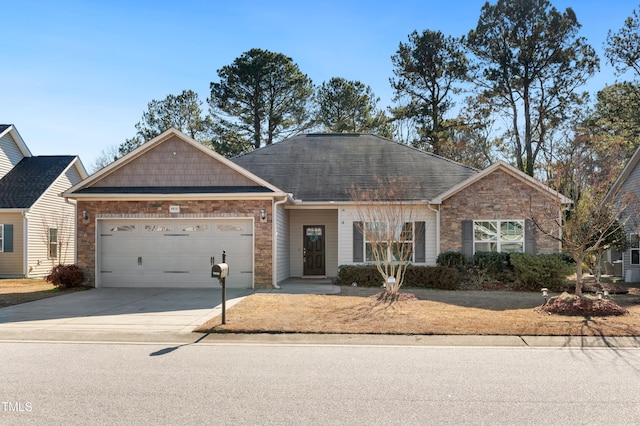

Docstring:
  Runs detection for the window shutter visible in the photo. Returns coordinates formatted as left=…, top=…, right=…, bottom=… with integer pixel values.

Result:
left=4, top=224, right=13, bottom=252
left=414, top=221, right=426, bottom=263
left=462, top=220, right=473, bottom=259
left=525, top=219, right=536, bottom=254
left=353, top=222, right=363, bottom=262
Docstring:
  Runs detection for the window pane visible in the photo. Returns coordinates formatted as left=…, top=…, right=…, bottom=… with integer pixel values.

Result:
left=631, top=234, right=640, bottom=249
left=475, top=242, right=497, bottom=252
left=474, top=221, right=497, bottom=241
left=500, top=221, right=523, bottom=241
left=632, top=249, right=640, bottom=265
left=501, top=242, right=524, bottom=253
left=366, top=242, right=387, bottom=262
left=392, top=242, right=413, bottom=261
left=400, top=222, right=413, bottom=241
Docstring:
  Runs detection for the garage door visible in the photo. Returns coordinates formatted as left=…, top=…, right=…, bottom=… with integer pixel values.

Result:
left=98, top=219, right=253, bottom=288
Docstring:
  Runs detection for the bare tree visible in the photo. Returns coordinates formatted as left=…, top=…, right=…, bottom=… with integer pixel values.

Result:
left=350, top=177, right=421, bottom=296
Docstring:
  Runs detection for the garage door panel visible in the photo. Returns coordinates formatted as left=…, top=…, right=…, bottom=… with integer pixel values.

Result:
left=99, top=219, right=253, bottom=288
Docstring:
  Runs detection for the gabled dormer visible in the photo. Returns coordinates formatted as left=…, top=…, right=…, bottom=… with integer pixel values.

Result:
left=0, top=124, right=32, bottom=180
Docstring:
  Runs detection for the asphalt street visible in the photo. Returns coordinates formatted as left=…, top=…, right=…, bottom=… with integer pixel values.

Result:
left=1, top=341, right=640, bottom=425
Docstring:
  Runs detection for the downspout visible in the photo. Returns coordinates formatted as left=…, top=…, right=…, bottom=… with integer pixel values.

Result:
left=22, top=210, right=29, bottom=277
left=427, top=203, right=440, bottom=262
left=271, top=195, right=289, bottom=289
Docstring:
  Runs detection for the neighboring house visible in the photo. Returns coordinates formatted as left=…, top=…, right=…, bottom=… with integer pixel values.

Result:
left=0, top=124, right=88, bottom=277
left=64, top=129, right=569, bottom=289
left=604, top=145, right=640, bottom=281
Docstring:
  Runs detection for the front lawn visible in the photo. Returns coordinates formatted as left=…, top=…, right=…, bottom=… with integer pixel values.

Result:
left=0, top=279, right=85, bottom=308
left=195, top=287, right=640, bottom=336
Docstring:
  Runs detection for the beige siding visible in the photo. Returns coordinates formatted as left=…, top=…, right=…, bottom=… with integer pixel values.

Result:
left=275, top=203, right=290, bottom=283
left=338, top=206, right=438, bottom=266
left=0, top=132, right=26, bottom=179
left=93, top=136, right=258, bottom=187
left=289, top=209, right=339, bottom=277
left=27, top=166, right=80, bottom=276
left=0, top=213, right=25, bottom=276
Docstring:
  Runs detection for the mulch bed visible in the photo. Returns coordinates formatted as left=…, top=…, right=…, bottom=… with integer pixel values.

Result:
left=537, top=292, right=628, bottom=316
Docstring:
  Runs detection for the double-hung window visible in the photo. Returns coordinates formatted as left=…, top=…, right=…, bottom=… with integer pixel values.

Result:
left=364, top=222, right=413, bottom=262
left=473, top=220, right=524, bottom=253
left=630, top=234, right=640, bottom=265
left=48, top=228, right=58, bottom=259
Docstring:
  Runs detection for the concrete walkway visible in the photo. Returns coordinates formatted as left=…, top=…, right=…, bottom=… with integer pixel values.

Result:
left=0, top=280, right=339, bottom=343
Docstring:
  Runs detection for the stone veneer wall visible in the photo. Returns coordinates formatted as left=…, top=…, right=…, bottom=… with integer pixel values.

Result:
left=76, top=199, right=273, bottom=288
left=439, top=169, right=562, bottom=254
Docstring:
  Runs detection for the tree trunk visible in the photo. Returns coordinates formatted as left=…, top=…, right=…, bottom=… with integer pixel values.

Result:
left=575, top=255, right=584, bottom=296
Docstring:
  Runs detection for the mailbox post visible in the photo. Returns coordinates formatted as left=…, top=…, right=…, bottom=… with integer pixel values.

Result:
left=211, top=251, right=229, bottom=324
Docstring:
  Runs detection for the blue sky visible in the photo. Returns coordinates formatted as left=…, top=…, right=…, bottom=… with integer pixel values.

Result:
left=1, top=0, right=636, bottom=169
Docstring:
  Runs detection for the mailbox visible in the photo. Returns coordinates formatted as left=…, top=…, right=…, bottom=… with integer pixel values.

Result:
left=211, top=263, right=229, bottom=279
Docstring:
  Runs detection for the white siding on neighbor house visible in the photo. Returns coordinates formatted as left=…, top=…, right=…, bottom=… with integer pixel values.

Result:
left=288, top=209, right=339, bottom=277
left=275, top=202, right=290, bottom=283
left=26, top=165, right=82, bottom=277
left=0, top=131, right=26, bottom=179
left=618, top=161, right=640, bottom=278
left=0, top=213, right=25, bottom=276
left=338, top=206, right=438, bottom=266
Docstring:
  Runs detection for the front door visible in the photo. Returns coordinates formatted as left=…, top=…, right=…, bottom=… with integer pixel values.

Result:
left=303, top=225, right=325, bottom=276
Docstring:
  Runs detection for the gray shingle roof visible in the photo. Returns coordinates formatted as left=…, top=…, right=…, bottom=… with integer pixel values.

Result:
left=231, top=133, right=478, bottom=202
left=0, top=156, right=76, bottom=208
left=0, top=124, right=10, bottom=133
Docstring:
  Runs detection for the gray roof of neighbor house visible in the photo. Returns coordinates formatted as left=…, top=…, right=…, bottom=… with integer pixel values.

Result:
left=0, top=156, right=77, bottom=208
left=0, top=124, right=10, bottom=133
left=231, top=133, right=478, bottom=202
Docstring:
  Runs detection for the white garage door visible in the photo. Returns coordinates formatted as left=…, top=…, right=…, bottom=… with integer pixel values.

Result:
left=98, top=219, right=253, bottom=288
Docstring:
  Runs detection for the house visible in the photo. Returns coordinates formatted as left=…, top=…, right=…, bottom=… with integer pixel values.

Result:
left=0, top=124, right=88, bottom=277
left=64, top=128, right=569, bottom=289
left=603, top=145, right=640, bottom=281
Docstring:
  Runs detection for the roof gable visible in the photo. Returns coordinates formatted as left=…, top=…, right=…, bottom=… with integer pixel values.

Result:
left=0, top=156, right=80, bottom=209
left=232, top=133, right=478, bottom=202
left=431, top=161, right=572, bottom=205
left=605, top=145, right=640, bottom=204
left=67, top=128, right=283, bottom=196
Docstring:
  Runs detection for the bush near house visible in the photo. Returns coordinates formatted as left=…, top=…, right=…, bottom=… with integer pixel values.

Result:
left=510, top=253, right=575, bottom=292
left=437, top=251, right=575, bottom=291
left=336, top=265, right=460, bottom=290
left=45, top=264, right=84, bottom=289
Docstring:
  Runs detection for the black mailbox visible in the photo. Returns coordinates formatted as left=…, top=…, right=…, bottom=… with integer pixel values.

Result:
left=211, top=263, right=229, bottom=279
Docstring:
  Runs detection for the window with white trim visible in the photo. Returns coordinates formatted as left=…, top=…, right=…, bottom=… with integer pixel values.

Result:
left=473, top=220, right=524, bottom=253
left=630, top=234, right=640, bottom=265
left=48, top=228, right=58, bottom=259
left=364, top=222, right=413, bottom=262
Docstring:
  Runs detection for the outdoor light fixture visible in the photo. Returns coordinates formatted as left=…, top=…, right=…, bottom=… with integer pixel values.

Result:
left=82, top=210, right=89, bottom=221
left=597, top=291, right=603, bottom=300
left=260, top=208, right=267, bottom=222
left=541, top=288, right=549, bottom=304
left=603, top=288, right=610, bottom=298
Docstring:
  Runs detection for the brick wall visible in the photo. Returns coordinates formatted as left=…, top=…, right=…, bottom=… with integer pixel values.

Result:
left=76, top=199, right=273, bottom=288
left=439, top=169, right=562, bottom=254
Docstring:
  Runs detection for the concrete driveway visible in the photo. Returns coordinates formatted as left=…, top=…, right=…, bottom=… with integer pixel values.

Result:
left=0, top=280, right=341, bottom=342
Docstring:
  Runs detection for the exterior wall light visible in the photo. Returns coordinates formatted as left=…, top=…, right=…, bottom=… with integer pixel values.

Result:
left=82, top=210, right=90, bottom=222
left=260, top=208, right=267, bottom=223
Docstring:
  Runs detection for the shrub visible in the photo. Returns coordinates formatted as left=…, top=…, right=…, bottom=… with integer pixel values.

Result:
left=45, top=264, right=84, bottom=289
left=473, top=251, right=509, bottom=274
left=336, top=264, right=460, bottom=290
left=436, top=251, right=468, bottom=269
left=510, top=253, right=574, bottom=292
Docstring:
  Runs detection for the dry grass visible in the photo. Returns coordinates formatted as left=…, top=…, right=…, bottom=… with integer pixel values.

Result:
left=196, top=288, right=640, bottom=336
left=0, top=279, right=83, bottom=308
